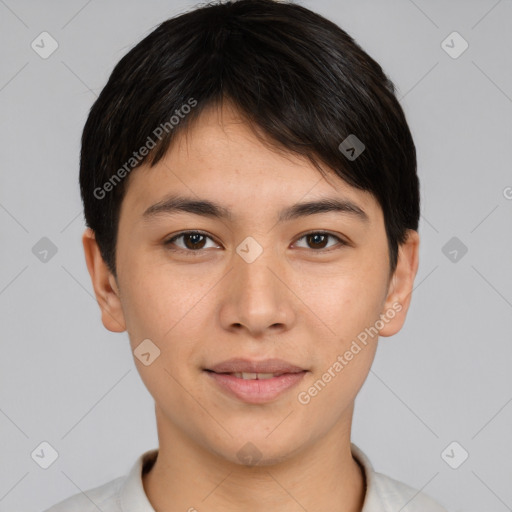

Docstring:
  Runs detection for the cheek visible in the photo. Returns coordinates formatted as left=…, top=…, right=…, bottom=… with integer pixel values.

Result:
left=116, top=264, right=205, bottom=404
left=293, top=270, right=384, bottom=420
left=117, top=259, right=217, bottom=378
left=300, top=263, right=387, bottom=345
left=118, top=256, right=191, bottom=339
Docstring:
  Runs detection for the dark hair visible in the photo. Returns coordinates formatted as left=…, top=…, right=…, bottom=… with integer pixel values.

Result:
left=80, top=0, right=419, bottom=277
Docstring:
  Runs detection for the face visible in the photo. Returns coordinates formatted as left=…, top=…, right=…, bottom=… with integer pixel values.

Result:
left=83, top=101, right=419, bottom=466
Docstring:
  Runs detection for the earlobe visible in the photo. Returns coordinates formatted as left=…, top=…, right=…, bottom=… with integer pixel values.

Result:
left=378, top=230, right=420, bottom=337
left=82, top=228, right=126, bottom=333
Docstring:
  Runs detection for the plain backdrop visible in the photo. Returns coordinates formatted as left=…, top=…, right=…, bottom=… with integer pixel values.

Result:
left=0, top=1, right=511, bottom=511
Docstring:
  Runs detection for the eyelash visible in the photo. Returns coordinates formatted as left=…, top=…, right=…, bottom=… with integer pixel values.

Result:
left=163, top=230, right=347, bottom=255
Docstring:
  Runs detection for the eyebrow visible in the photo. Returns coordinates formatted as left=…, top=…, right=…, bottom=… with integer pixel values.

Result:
left=142, top=194, right=369, bottom=223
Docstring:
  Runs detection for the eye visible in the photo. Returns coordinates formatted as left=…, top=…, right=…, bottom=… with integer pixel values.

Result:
left=293, top=231, right=346, bottom=251
left=164, top=230, right=347, bottom=255
left=164, top=231, right=220, bottom=253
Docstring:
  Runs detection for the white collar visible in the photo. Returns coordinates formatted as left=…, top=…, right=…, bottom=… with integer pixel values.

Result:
left=117, top=443, right=431, bottom=512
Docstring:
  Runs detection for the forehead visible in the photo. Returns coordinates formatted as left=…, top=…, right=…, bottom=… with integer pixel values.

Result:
left=121, top=102, right=382, bottom=225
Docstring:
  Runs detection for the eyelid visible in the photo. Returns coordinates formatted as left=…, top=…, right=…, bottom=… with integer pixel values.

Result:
left=294, top=230, right=348, bottom=250
left=164, top=230, right=221, bottom=252
left=163, top=230, right=348, bottom=253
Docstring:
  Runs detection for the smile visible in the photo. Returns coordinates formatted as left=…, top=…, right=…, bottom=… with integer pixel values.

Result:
left=205, top=370, right=307, bottom=404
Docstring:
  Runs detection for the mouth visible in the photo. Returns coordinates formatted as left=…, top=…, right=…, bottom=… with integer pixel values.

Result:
left=205, top=371, right=292, bottom=380
left=203, top=359, right=308, bottom=404
left=205, top=357, right=306, bottom=375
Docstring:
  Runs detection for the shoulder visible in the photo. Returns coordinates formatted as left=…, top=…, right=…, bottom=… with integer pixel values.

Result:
left=350, top=443, right=449, bottom=512
left=42, top=449, right=158, bottom=512
left=42, top=475, right=125, bottom=512
left=371, top=470, right=449, bottom=512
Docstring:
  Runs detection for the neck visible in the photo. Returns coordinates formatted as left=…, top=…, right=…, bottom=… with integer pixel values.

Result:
left=142, top=406, right=366, bottom=512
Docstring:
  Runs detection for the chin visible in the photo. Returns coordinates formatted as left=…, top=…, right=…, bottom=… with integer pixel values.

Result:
left=207, top=434, right=305, bottom=468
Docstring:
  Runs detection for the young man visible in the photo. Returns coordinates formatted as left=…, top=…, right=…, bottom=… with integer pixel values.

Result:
left=45, top=0, right=449, bottom=510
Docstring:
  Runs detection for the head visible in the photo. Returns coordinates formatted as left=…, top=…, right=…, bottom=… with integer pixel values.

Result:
left=81, top=0, right=420, bottom=465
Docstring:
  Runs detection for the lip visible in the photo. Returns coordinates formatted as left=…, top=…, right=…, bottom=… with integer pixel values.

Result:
left=204, top=358, right=307, bottom=404
left=205, top=370, right=307, bottom=404
left=206, top=357, right=306, bottom=374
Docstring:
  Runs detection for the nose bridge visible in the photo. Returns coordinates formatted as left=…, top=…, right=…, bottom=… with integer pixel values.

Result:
left=220, top=235, right=294, bottom=334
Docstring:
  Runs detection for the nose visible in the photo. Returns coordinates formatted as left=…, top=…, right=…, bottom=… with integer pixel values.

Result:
left=218, top=242, right=297, bottom=337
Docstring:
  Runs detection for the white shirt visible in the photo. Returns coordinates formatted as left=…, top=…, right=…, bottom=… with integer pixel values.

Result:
left=43, top=443, right=449, bottom=511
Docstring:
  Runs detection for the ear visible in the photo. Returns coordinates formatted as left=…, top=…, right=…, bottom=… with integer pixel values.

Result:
left=378, top=229, right=420, bottom=337
left=82, top=228, right=126, bottom=333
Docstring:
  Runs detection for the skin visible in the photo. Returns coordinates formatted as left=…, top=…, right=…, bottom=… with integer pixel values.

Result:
left=83, top=101, right=419, bottom=512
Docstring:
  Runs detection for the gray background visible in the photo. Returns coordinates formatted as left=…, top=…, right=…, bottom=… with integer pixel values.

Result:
left=1, top=0, right=511, bottom=511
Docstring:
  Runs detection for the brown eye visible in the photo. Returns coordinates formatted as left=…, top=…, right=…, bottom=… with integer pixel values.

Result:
left=164, top=231, right=219, bottom=253
left=294, top=231, right=345, bottom=251
left=182, top=233, right=207, bottom=250
left=306, top=233, right=328, bottom=249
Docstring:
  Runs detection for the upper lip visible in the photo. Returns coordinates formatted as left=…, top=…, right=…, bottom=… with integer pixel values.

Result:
left=206, top=358, right=306, bottom=374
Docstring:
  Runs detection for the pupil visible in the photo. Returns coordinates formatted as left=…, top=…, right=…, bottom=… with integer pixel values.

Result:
left=309, top=234, right=326, bottom=249
left=186, top=233, right=205, bottom=249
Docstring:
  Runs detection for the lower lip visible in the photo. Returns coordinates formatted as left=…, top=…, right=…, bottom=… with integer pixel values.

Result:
left=205, top=370, right=307, bottom=404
